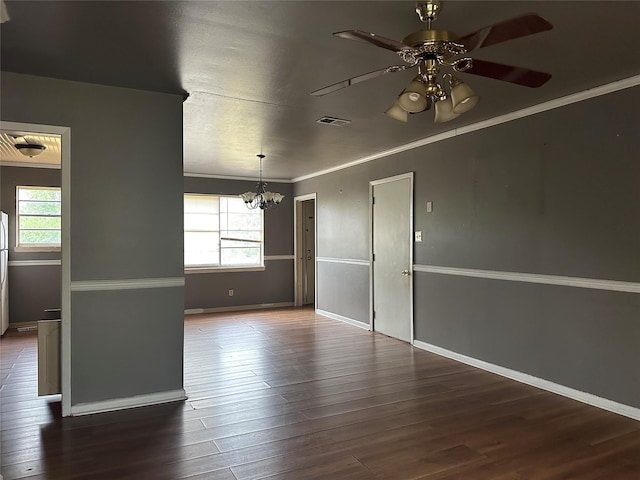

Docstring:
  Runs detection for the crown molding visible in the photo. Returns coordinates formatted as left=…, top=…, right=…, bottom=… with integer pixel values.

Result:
left=183, top=172, right=293, bottom=183
left=292, top=74, right=640, bottom=183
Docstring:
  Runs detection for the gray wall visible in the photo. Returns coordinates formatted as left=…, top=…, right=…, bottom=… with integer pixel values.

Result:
left=1, top=72, right=185, bottom=406
left=295, top=86, right=640, bottom=409
left=183, top=176, right=294, bottom=310
left=0, top=166, right=62, bottom=324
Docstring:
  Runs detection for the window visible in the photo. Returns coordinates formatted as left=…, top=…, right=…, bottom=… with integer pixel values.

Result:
left=184, top=194, right=263, bottom=269
left=16, top=186, right=62, bottom=250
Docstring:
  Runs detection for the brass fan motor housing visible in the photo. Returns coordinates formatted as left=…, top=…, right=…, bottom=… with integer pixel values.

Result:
left=416, top=0, right=443, bottom=23
left=402, top=29, right=458, bottom=47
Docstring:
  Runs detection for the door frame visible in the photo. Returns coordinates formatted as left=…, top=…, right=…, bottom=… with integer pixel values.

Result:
left=293, top=193, right=317, bottom=307
left=2, top=120, right=72, bottom=416
left=369, top=172, right=414, bottom=342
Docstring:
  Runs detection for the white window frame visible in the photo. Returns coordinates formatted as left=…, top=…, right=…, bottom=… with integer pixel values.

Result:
left=184, top=193, right=265, bottom=274
left=15, top=185, right=62, bottom=252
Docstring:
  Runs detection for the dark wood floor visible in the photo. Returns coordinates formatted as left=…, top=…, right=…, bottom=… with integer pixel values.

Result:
left=1, top=307, right=639, bottom=479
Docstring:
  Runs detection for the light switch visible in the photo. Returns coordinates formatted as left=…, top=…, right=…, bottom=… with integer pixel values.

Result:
left=426, top=201, right=433, bottom=213
left=415, top=231, right=422, bottom=242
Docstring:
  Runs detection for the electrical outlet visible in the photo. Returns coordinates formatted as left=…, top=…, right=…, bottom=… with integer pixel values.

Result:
left=415, top=231, right=422, bottom=242
left=426, top=201, right=433, bottom=213
left=228, top=289, right=234, bottom=297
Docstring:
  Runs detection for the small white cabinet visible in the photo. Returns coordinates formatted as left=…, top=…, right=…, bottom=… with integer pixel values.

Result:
left=38, top=319, right=61, bottom=396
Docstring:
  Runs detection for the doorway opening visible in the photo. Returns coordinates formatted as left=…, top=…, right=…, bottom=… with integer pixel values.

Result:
left=294, top=193, right=317, bottom=308
left=1, top=120, right=71, bottom=416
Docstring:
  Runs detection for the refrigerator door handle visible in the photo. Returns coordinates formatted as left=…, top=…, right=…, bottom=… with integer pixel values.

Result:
left=1, top=250, right=6, bottom=285
left=0, top=219, right=6, bottom=251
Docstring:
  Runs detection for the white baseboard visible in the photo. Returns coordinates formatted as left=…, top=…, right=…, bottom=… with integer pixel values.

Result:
left=8, top=259, right=61, bottom=267
left=7, top=321, right=38, bottom=330
left=413, top=340, right=640, bottom=422
left=71, top=388, right=187, bottom=416
left=184, top=302, right=294, bottom=315
left=316, top=309, right=370, bottom=331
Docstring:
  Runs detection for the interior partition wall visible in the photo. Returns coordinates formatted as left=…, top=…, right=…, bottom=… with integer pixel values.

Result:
left=1, top=72, right=186, bottom=416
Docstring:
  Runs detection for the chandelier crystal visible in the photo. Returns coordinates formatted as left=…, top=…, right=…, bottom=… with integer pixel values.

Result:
left=240, top=154, right=284, bottom=210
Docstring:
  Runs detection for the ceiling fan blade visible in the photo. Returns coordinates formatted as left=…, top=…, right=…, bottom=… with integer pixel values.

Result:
left=334, top=30, right=414, bottom=54
left=462, top=59, right=551, bottom=88
left=458, top=14, right=553, bottom=52
left=311, top=65, right=413, bottom=97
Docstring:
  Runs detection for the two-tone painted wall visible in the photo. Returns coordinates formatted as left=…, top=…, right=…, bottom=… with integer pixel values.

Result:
left=295, top=85, right=640, bottom=412
left=2, top=69, right=637, bottom=417
left=0, top=171, right=295, bottom=328
left=2, top=72, right=185, bottom=413
left=183, top=176, right=294, bottom=311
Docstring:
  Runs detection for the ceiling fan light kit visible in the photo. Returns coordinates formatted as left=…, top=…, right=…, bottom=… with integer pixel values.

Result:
left=433, top=97, right=459, bottom=123
left=398, top=78, right=430, bottom=113
left=450, top=76, right=479, bottom=114
left=313, top=0, right=553, bottom=125
left=384, top=99, right=409, bottom=123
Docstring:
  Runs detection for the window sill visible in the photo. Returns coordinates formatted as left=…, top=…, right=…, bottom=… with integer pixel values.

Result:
left=185, top=266, right=266, bottom=274
left=14, top=246, right=61, bottom=253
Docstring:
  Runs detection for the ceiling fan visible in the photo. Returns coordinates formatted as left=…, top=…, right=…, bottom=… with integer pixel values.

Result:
left=311, top=0, right=553, bottom=123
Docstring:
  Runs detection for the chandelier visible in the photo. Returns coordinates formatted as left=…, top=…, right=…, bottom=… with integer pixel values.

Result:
left=240, top=154, right=284, bottom=210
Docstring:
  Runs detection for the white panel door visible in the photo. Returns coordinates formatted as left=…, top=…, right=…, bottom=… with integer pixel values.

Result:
left=372, top=174, right=413, bottom=342
left=1, top=249, right=8, bottom=335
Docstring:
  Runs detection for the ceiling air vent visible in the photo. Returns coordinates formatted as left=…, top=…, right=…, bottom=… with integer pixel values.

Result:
left=316, top=116, right=351, bottom=126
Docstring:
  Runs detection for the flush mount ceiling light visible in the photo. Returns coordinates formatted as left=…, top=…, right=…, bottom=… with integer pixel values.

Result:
left=311, top=0, right=553, bottom=124
left=240, top=154, right=285, bottom=210
left=14, top=137, right=47, bottom=157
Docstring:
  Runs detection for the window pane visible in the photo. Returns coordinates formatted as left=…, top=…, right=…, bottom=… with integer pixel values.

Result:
left=185, top=250, right=220, bottom=267
left=221, top=239, right=260, bottom=248
left=227, top=212, right=262, bottom=230
left=16, top=187, right=62, bottom=247
left=222, top=230, right=261, bottom=242
left=184, top=193, right=263, bottom=269
left=184, top=213, right=219, bottom=231
left=18, top=201, right=61, bottom=215
left=18, top=188, right=61, bottom=202
left=184, top=232, right=219, bottom=253
left=20, top=230, right=61, bottom=244
left=221, top=248, right=261, bottom=266
left=226, top=196, right=254, bottom=213
left=184, top=232, right=219, bottom=266
left=185, top=195, right=219, bottom=214
left=20, top=216, right=61, bottom=230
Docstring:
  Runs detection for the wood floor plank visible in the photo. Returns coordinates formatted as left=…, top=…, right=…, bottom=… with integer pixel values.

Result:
left=1, top=306, right=639, bottom=480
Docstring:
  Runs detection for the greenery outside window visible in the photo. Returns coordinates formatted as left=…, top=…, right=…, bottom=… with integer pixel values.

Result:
left=184, top=194, right=263, bottom=270
left=16, top=186, right=62, bottom=250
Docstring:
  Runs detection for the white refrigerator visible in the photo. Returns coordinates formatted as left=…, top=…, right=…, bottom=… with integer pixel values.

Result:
left=1, top=211, right=8, bottom=335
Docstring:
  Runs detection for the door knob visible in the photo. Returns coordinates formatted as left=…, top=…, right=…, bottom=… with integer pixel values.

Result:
left=401, top=270, right=411, bottom=276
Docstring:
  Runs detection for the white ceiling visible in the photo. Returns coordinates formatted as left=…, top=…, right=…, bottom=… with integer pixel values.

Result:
left=2, top=1, right=639, bottom=180
left=0, top=131, right=61, bottom=166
